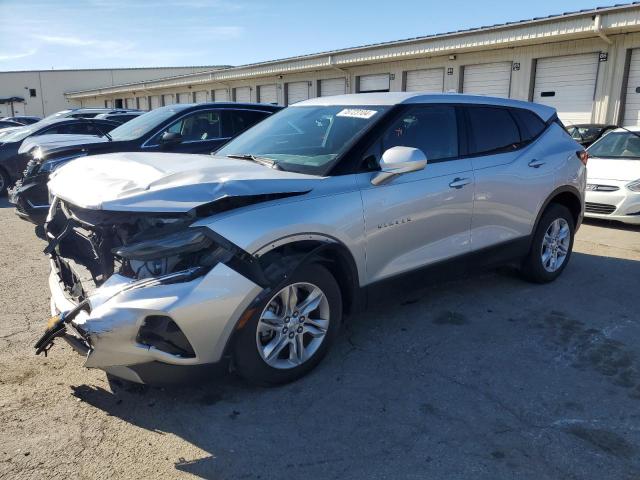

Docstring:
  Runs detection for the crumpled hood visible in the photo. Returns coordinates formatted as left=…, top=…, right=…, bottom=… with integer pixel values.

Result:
left=18, top=134, right=107, bottom=155
left=48, top=151, right=322, bottom=212
left=587, top=157, right=640, bottom=182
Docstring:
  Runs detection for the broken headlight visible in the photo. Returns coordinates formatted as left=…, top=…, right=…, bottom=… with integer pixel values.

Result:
left=114, top=227, right=227, bottom=280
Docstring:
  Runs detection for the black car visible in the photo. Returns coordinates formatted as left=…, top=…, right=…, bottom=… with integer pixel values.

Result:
left=2, top=116, right=41, bottom=125
left=566, top=123, right=618, bottom=147
left=0, top=117, right=120, bottom=195
left=0, top=119, right=23, bottom=129
left=10, top=102, right=281, bottom=224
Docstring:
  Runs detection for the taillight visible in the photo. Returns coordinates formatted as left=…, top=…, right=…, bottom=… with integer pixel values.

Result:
left=577, top=150, right=589, bottom=166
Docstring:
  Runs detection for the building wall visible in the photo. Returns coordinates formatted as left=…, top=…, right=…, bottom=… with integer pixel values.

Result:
left=0, top=67, right=219, bottom=117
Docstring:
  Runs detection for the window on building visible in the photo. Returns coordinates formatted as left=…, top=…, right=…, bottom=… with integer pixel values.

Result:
left=29, top=88, right=36, bottom=98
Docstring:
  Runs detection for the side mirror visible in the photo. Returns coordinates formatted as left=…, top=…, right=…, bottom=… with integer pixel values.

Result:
left=371, top=146, right=427, bottom=185
left=160, top=131, right=183, bottom=147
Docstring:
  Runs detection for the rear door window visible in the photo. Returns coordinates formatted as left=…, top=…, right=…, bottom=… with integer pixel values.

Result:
left=227, top=110, right=271, bottom=136
left=466, top=106, right=521, bottom=155
left=511, top=108, right=546, bottom=141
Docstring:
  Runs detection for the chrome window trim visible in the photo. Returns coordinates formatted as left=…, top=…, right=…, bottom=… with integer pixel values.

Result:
left=140, top=108, right=275, bottom=149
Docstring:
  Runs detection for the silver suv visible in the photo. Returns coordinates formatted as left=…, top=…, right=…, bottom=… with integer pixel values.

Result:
left=35, top=93, right=586, bottom=386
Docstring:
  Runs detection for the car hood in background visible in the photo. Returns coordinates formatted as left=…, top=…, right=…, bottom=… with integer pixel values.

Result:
left=48, top=151, right=322, bottom=212
left=587, top=157, right=640, bottom=182
left=18, top=134, right=107, bottom=155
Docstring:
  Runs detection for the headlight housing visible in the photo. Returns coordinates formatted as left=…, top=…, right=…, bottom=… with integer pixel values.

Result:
left=40, top=152, right=88, bottom=174
left=627, top=179, right=640, bottom=192
left=113, top=227, right=228, bottom=280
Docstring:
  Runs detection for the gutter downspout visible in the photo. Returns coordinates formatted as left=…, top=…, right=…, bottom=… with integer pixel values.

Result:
left=594, top=14, right=612, bottom=44
left=328, top=55, right=351, bottom=91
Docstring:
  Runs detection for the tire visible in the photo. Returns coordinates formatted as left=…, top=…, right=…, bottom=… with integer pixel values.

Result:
left=0, top=168, right=10, bottom=196
left=233, top=263, right=342, bottom=386
left=521, top=203, right=575, bottom=283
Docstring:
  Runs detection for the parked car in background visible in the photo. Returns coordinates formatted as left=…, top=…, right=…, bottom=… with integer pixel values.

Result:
left=94, top=111, right=145, bottom=123
left=584, top=127, right=640, bottom=224
left=11, top=103, right=281, bottom=223
left=43, top=108, right=141, bottom=121
left=34, top=93, right=585, bottom=386
left=0, top=119, right=23, bottom=130
left=567, top=123, right=618, bottom=147
left=0, top=118, right=120, bottom=195
left=1, top=116, right=41, bottom=125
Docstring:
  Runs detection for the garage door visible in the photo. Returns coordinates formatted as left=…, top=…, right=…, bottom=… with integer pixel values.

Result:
left=125, top=98, right=136, bottom=109
left=320, top=78, right=346, bottom=97
left=258, top=84, right=277, bottom=104
left=150, top=95, right=161, bottom=109
left=286, top=81, right=310, bottom=105
left=623, top=49, right=640, bottom=126
left=177, top=92, right=191, bottom=104
left=463, top=62, right=512, bottom=97
left=194, top=91, right=207, bottom=103
left=234, top=87, right=251, bottom=102
left=533, top=53, right=599, bottom=124
left=213, top=89, right=229, bottom=102
left=162, top=94, right=175, bottom=106
left=137, top=96, right=148, bottom=110
left=405, top=68, right=444, bottom=92
left=358, top=74, right=390, bottom=93
left=105, top=99, right=113, bottom=108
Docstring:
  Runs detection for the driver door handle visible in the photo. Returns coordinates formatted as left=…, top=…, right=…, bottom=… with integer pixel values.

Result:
left=528, top=159, right=546, bottom=168
left=449, top=177, right=471, bottom=189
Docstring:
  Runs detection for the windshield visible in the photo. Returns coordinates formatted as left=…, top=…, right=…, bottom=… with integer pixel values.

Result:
left=216, top=105, right=389, bottom=175
left=568, top=126, right=603, bottom=142
left=108, top=106, right=184, bottom=141
left=588, top=131, right=640, bottom=159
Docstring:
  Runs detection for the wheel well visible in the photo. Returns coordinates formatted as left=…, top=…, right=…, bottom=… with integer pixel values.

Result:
left=258, top=240, right=360, bottom=316
left=547, top=191, right=582, bottom=227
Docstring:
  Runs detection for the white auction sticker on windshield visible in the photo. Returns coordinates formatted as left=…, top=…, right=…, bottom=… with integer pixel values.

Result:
left=336, top=108, right=378, bottom=119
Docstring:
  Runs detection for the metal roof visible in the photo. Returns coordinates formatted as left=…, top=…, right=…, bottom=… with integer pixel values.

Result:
left=66, top=2, right=640, bottom=98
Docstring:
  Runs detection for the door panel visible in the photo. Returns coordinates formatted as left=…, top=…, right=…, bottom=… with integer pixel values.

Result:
left=359, top=161, right=474, bottom=283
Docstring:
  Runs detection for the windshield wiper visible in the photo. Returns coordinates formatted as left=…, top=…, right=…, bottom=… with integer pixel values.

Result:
left=226, top=154, right=280, bottom=169
left=92, top=124, right=112, bottom=141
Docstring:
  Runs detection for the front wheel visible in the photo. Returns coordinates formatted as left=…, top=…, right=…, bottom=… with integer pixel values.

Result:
left=521, top=204, right=575, bottom=283
left=233, top=263, right=342, bottom=386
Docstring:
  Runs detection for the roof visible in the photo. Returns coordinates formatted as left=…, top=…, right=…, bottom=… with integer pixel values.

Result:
left=295, top=92, right=557, bottom=119
left=65, top=2, right=640, bottom=99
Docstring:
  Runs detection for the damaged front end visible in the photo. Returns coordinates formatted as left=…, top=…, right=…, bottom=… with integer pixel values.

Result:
left=35, top=196, right=275, bottom=383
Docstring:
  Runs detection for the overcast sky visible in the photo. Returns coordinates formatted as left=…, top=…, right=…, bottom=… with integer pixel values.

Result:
left=0, top=0, right=614, bottom=71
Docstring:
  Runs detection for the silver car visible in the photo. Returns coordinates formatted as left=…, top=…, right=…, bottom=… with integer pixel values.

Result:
left=35, top=93, right=586, bottom=386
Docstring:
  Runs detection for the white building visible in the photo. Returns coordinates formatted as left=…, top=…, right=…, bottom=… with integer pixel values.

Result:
left=0, top=66, right=228, bottom=117
left=64, top=3, right=640, bottom=126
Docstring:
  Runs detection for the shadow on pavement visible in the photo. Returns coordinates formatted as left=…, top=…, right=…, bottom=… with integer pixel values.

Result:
left=69, top=251, right=640, bottom=480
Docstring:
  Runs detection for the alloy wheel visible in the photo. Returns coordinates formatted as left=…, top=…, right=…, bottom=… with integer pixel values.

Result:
left=256, top=282, right=330, bottom=369
left=540, top=218, right=570, bottom=272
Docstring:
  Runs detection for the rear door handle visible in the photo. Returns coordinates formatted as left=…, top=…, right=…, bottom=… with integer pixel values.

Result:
left=449, top=177, right=471, bottom=189
left=528, top=159, right=546, bottom=168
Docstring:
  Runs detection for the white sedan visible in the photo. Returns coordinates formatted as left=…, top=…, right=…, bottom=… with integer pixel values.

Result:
left=585, top=127, right=640, bottom=225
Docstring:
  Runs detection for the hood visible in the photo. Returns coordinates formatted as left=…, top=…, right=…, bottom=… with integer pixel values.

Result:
left=19, top=134, right=107, bottom=155
left=48, top=151, right=322, bottom=212
left=587, top=157, right=640, bottom=182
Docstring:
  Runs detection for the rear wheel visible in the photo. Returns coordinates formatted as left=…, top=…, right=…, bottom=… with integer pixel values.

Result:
left=521, top=204, right=575, bottom=283
left=233, top=263, right=342, bottom=386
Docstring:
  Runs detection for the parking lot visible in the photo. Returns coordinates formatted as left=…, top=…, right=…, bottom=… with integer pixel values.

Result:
left=0, top=196, right=637, bottom=480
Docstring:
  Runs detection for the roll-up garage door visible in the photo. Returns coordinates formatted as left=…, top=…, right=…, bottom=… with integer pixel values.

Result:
left=162, top=94, right=175, bottom=106
left=137, top=96, right=148, bottom=110
left=286, top=82, right=310, bottom=104
left=405, top=68, right=444, bottom=92
left=177, top=92, right=191, bottom=104
left=623, top=49, right=640, bottom=126
left=258, top=84, right=277, bottom=104
left=150, top=95, right=161, bottom=109
left=125, top=98, right=136, bottom=109
left=213, top=89, right=229, bottom=102
left=105, top=100, right=113, bottom=108
left=234, top=87, right=251, bottom=102
left=358, top=74, right=390, bottom=93
left=533, top=53, right=599, bottom=125
left=462, top=62, right=512, bottom=97
left=320, top=78, right=346, bottom=97
left=194, top=91, right=207, bottom=103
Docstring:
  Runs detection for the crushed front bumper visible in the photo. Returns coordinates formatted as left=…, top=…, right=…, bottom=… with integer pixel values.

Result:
left=43, top=259, right=262, bottom=383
